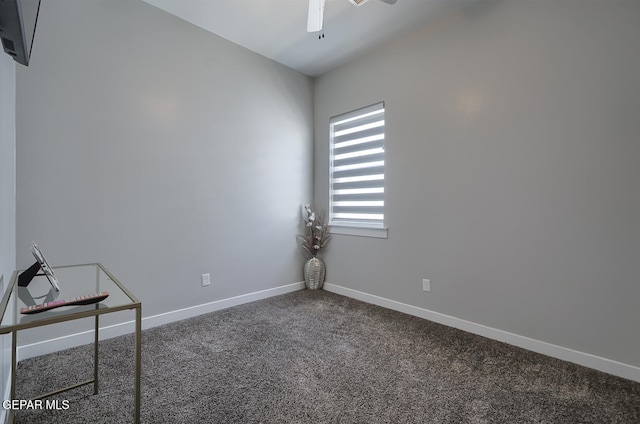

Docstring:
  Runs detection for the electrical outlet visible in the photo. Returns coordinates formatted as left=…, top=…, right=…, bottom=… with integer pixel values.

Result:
left=201, top=273, right=211, bottom=287
left=422, top=279, right=431, bottom=292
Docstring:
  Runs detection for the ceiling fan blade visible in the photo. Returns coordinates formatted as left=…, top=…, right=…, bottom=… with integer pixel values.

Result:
left=378, top=0, right=398, bottom=4
left=307, top=0, right=326, bottom=32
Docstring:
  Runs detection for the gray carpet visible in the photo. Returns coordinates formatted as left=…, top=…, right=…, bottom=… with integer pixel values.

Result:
left=13, top=290, right=640, bottom=423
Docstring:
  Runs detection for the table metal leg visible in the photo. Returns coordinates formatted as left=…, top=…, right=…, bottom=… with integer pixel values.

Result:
left=134, top=306, right=141, bottom=424
left=94, top=314, right=99, bottom=395
left=9, top=330, right=17, bottom=423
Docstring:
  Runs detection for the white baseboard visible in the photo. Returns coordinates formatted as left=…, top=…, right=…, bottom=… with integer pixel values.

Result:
left=17, top=282, right=305, bottom=361
left=16, top=280, right=640, bottom=384
left=323, top=282, right=640, bottom=383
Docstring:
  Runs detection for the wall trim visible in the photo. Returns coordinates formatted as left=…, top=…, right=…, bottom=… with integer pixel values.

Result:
left=17, top=281, right=305, bottom=361
left=16, top=280, right=640, bottom=384
left=323, top=282, right=640, bottom=383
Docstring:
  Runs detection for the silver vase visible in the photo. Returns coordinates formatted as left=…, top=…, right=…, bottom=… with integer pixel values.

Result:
left=304, top=256, right=326, bottom=290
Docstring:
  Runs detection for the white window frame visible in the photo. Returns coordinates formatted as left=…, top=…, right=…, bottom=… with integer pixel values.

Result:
left=329, top=102, right=388, bottom=239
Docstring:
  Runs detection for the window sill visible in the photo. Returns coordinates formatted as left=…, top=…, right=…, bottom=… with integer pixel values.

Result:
left=328, top=225, right=388, bottom=239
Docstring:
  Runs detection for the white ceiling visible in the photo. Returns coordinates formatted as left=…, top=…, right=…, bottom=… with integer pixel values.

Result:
left=142, top=0, right=473, bottom=77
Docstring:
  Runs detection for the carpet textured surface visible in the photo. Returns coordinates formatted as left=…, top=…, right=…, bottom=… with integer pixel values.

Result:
left=13, top=290, right=640, bottom=423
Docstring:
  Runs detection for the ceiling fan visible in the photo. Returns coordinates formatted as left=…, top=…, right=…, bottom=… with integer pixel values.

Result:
left=307, top=0, right=398, bottom=34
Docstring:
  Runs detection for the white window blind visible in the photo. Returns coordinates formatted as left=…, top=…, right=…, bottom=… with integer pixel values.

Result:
left=330, top=102, right=385, bottom=229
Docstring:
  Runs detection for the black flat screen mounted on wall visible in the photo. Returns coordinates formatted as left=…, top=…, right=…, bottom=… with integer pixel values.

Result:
left=0, top=0, right=41, bottom=66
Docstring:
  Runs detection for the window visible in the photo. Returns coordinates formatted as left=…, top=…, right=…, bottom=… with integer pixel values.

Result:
left=329, top=102, right=387, bottom=238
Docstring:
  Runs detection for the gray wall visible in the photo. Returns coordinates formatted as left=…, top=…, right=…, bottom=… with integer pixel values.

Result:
left=0, top=46, right=16, bottom=290
left=314, top=0, right=640, bottom=368
left=1, top=50, right=17, bottom=412
left=16, top=0, right=313, bottom=341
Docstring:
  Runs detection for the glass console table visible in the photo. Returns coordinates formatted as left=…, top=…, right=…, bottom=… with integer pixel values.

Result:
left=0, top=263, right=141, bottom=423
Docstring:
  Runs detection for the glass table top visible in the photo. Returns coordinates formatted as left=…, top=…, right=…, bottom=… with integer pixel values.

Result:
left=0, top=263, right=140, bottom=331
